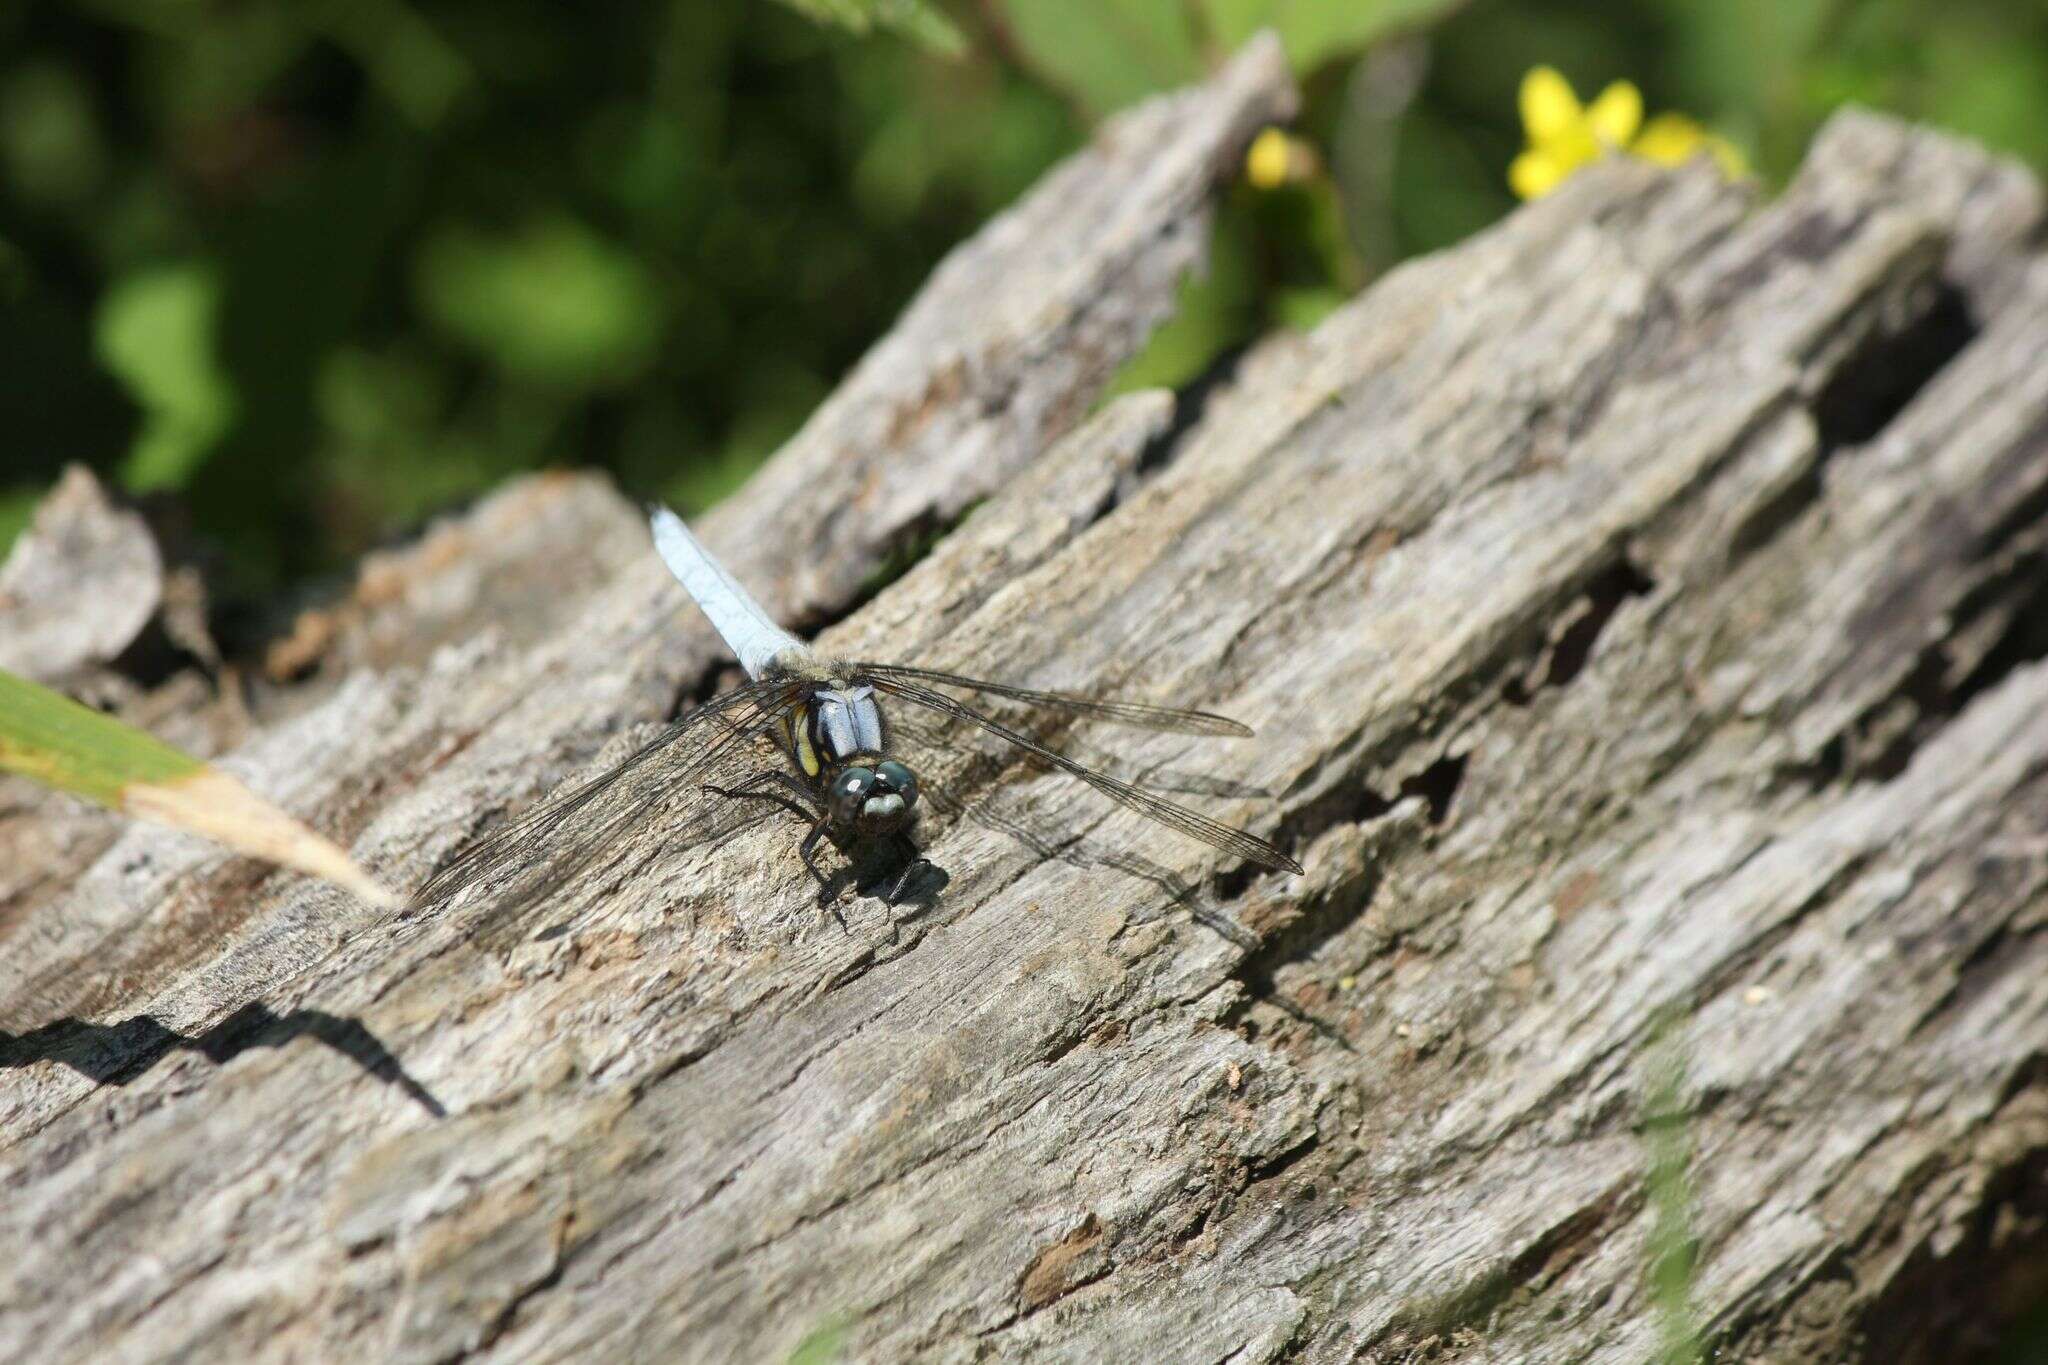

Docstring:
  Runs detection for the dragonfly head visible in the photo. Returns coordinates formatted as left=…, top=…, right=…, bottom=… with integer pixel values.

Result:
left=829, top=759, right=920, bottom=835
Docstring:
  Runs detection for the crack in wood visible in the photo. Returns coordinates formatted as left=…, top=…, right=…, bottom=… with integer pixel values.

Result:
left=11, top=88, right=2048, bottom=1364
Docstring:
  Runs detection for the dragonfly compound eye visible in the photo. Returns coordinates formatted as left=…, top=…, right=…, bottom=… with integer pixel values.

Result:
left=853, top=759, right=915, bottom=835
left=830, top=767, right=876, bottom=827
left=875, top=760, right=919, bottom=810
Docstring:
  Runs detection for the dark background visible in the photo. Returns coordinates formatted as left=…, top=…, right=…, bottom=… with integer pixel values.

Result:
left=2, top=0, right=2042, bottom=602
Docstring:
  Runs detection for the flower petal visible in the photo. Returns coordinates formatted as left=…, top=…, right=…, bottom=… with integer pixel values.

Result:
left=1631, top=112, right=1707, bottom=167
left=1510, top=147, right=1569, bottom=200
left=1587, top=80, right=1644, bottom=148
left=1245, top=128, right=1291, bottom=190
left=1706, top=133, right=1749, bottom=179
left=1520, top=67, right=1582, bottom=145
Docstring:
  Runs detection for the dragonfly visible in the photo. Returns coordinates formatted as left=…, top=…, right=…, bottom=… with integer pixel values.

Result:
left=415, top=506, right=1300, bottom=918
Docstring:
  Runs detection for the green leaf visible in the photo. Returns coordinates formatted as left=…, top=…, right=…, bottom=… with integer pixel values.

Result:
left=1108, top=205, right=1259, bottom=395
left=0, top=485, right=40, bottom=561
left=0, top=668, right=394, bottom=905
left=1282, top=0, right=1469, bottom=69
left=414, top=217, right=665, bottom=390
left=0, top=61, right=108, bottom=205
left=1272, top=284, right=1347, bottom=330
left=317, top=3, right=474, bottom=127
left=1922, top=26, right=2048, bottom=167
left=997, top=0, right=1203, bottom=116
left=992, top=0, right=1469, bottom=114
left=94, top=264, right=237, bottom=493
left=769, top=0, right=965, bottom=55
left=1198, top=0, right=1468, bottom=73
left=1194, top=0, right=1273, bottom=53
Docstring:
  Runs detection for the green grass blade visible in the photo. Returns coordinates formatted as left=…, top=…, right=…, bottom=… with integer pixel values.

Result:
left=0, top=667, right=198, bottom=799
left=1643, top=1008, right=1705, bottom=1365
left=0, top=668, right=394, bottom=906
left=786, top=1317, right=847, bottom=1364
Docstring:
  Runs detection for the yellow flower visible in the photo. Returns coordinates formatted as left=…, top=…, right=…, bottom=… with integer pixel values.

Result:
left=1245, top=126, right=1320, bottom=190
left=1633, top=112, right=1748, bottom=179
left=1509, top=67, right=1745, bottom=200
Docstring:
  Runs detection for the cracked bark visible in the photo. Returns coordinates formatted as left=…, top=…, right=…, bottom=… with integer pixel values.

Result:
left=4, top=39, right=2048, bottom=1364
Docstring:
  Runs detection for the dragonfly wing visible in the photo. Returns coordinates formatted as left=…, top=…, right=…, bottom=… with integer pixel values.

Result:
left=888, top=707, right=1266, bottom=800
left=848, top=662, right=1254, bottom=736
left=863, top=673, right=1300, bottom=874
left=413, top=678, right=805, bottom=926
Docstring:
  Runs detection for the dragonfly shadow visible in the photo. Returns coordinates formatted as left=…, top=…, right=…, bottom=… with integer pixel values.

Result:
left=0, top=1002, right=446, bottom=1118
left=825, top=831, right=950, bottom=913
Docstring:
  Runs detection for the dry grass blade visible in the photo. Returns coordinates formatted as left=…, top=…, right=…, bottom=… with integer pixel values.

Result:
left=0, top=667, right=394, bottom=906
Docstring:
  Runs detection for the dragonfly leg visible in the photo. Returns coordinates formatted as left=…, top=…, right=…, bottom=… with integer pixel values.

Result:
left=705, top=771, right=845, bottom=924
left=798, top=822, right=848, bottom=931
left=886, top=834, right=935, bottom=905
left=701, top=769, right=817, bottom=824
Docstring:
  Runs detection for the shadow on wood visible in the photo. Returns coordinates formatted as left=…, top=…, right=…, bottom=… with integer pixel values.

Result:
left=3, top=35, right=2048, bottom=1365
left=0, top=1002, right=445, bottom=1118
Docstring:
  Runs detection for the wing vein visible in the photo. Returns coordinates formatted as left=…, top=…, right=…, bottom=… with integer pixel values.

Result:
left=862, top=673, right=1300, bottom=874
left=849, top=662, right=1254, bottom=736
left=412, top=678, right=804, bottom=919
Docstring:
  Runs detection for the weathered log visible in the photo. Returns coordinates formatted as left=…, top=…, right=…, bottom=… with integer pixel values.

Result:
left=4, top=35, right=2047, bottom=1363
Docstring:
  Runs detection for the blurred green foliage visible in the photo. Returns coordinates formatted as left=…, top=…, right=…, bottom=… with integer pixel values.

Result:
left=5, top=7, right=2048, bottom=1352
left=95, top=261, right=235, bottom=491
left=2, top=0, right=2044, bottom=598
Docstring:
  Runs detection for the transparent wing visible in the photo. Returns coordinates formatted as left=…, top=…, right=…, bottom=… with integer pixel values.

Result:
left=412, top=678, right=805, bottom=925
left=889, top=707, right=1267, bottom=800
left=861, top=672, right=1301, bottom=874
left=848, top=662, right=1254, bottom=736
left=914, top=770, right=1258, bottom=950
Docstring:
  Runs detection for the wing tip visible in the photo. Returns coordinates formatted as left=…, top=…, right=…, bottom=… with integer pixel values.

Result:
left=1242, top=841, right=1303, bottom=875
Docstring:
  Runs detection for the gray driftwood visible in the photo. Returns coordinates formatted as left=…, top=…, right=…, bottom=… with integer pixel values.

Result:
left=4, top=36, right=2047, bottom=1363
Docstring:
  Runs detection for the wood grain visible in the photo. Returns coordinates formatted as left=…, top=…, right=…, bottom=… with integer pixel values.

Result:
left=2, top=44, right=2046, bottom=1363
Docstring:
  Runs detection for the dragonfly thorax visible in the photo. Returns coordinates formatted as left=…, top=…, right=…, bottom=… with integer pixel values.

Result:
left=787, top=684, right=920, bottom=835
left=794, top=684, right=884, bottom=773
